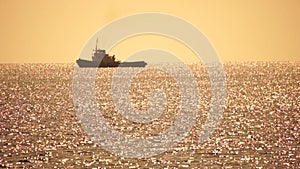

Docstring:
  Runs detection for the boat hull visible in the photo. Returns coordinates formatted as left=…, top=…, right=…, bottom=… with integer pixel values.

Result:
left=76, top=59, right=147, bottom=67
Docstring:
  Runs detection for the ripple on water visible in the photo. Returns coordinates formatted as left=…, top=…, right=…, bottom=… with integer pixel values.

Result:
left=0, top=62, right=299, bottom=168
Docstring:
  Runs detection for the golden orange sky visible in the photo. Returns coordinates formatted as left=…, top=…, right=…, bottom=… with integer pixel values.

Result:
left=0, top=0, right=299, bottom=63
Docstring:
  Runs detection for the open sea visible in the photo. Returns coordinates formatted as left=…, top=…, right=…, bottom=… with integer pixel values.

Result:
left=0, top=62, right=299, bottom=168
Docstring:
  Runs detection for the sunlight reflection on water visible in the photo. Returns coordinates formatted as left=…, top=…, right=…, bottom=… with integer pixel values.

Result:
left=0, top=62, right=299, bottom=168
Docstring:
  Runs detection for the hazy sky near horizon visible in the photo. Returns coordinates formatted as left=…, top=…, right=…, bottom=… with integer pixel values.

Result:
left=0, top=0, right=299, bottom=63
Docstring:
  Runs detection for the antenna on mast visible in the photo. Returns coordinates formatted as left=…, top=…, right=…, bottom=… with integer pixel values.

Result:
left=95, top=38, right=98, bottom=51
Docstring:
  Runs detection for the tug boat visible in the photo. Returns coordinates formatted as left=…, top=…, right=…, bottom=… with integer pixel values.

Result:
left=76, top=39, right=147, bottom=67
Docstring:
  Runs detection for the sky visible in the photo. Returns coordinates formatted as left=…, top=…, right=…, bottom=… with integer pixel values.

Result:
left=0, top=0, right=299, bottom=63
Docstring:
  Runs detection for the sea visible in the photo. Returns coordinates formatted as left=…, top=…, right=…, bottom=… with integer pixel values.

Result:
left=0, top=62, right=299, bottom=168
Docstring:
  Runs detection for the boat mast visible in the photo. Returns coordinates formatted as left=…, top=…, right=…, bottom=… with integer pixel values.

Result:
left=95, top=38, right=98, bottom=51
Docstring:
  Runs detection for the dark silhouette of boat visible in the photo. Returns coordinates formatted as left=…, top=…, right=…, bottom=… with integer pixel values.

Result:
left=76, top=39, right=147, bottom=67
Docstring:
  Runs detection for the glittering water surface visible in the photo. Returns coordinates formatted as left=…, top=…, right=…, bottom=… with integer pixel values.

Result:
left=0, top=62, right=299, bottom=168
